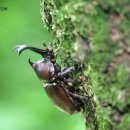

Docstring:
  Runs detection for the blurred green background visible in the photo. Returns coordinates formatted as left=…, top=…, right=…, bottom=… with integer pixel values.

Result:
left=0, top=0, right=84, bottom=130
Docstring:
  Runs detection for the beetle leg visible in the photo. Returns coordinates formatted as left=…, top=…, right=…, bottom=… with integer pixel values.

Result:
left=68, top=91, right=89, bottom=101
left=74, top=63, right=85, bottom=71
left=62, top=78, right=81, bottom=90
left=58, top=63, right=85, bottom=78
left=58, top=67, right=75, bottom=78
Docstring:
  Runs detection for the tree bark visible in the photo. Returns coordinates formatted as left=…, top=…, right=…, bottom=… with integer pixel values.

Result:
left=40, top=0, right=130, bottom=130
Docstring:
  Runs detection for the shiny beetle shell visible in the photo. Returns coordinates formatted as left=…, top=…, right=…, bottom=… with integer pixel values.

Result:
left=31, top=59, right=55, bottom=81
left=45, top=82, right=78, bottom=114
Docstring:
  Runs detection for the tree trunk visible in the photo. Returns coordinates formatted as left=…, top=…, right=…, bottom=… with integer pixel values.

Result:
left=40, top=0, right=130, bottom=130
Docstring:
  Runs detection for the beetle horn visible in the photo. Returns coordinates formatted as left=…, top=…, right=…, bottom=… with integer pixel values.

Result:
left=28, top=58, right=34, bottom=67
left=14, top=45, right=48, bottom=57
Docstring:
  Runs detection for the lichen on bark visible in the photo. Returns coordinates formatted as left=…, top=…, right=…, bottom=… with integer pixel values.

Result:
left=40, top=0, right=130, bottom=130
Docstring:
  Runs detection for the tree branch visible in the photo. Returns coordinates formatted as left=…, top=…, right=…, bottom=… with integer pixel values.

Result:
left=40, top=0, right=130, bottom=130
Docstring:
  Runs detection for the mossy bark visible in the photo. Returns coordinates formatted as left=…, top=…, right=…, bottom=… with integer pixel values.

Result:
left=40, top=0, right=130, bottom=130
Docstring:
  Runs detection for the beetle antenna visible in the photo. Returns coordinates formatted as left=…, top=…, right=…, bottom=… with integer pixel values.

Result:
left=14, top=45, right=48, bottom=57
left=42, top=43, right=47, bottom=48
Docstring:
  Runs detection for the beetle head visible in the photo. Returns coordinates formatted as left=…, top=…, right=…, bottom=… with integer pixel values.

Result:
left=15, top=45, right=55, bottom=81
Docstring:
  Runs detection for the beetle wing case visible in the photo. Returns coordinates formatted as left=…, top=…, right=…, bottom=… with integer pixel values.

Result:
left=44, top=82, right=79, bottom=114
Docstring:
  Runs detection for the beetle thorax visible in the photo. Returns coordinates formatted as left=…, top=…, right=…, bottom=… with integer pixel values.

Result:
left=32, top=59, right=55, bottom=81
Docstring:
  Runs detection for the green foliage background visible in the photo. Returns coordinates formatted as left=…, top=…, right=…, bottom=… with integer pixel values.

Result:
left=0, top=0, right=84, bottom=130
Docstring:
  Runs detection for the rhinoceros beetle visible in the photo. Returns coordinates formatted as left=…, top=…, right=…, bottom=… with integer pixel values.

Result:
left=15, top=44, right=84, bottom=114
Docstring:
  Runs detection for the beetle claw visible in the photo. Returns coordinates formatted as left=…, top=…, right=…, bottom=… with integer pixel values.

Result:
left=14, top=45, right=28, bottom=55
left=28, top=58, right=34, bottom=67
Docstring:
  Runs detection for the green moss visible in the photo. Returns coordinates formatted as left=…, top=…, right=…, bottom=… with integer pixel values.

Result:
left=99, top=0, right=130, bottom=14
left=96, top=107, right=113, bottom=130
left=116, top=64, right=129, bottom=89
left=41, top=0, right=130, bottom=129
left=120, top=113, right=130, bottom=130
